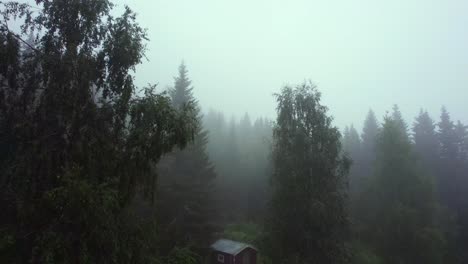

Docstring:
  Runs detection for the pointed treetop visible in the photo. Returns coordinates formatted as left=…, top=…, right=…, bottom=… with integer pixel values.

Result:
left=412, top=109, right=438, bottom=161
left=170, top=61, right=194, bottom=108
left=391, top=104, right=407, bottom=135
left=413, top=109, right=435, bottom=135
left=240, top=112, right=252, bottom=128
left=344, top=125, right=350, bottom=138
left=361, top=109, right=379, bottom=149
left=343, top=124, right=361, bottom=156
left=455, top=120, right=468, bottom=161
left=438, top=106, right=458, bottom=160
left=438, top=106, right=453, bottom=130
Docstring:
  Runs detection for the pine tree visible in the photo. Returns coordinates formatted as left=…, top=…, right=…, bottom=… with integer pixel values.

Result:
left=265, top=81, right=350, bottom=264
left=391, top=104, right=408, bottom=136
left=158, top=62, right=217, bottom=251
left=204, top=109, right=227, bottom=168
left=454, top=121, right=468, bottom=162
left=360, top=109, right=380, bottom=181
left=413, top=109, right=439, bottom=170
left=437, top=107, right=461, bottom=209
left=247, top=117, right=273, bottom=221
left=362, top=110, right=379, bottom=149
left=452, top=120, right=468, bottom=262
left=343, top=124, right=361, bottom=157
left=361, top=115, right=446, bottom=264
left=170, top=62, right=194, bottom=109
left=343, top=124, right=362, bottom=195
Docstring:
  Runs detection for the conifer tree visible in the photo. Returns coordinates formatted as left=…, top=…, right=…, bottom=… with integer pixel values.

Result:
left=454, top=121, right=468, bottom=162
left=391, top=104, right=408, bottom=136
left=437, top=107, right=459, bottom=209
left=413, top=109, right=439, bottom=170
left=360, top=109, right=380, bottom=181
left=343, top=124, right=361, bottom=157
left=343, top=124, right=362, bottom=195
left=158, top=62, right=217, bottom=251
left=361, top=110, right=379, bottom=150
left=360, top=114, right=446, bottom=264
left=438, top=111, right=468, bottom=262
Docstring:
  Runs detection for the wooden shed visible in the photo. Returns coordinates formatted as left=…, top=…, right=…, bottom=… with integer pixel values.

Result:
left=210, top=239, right=257, bottom=264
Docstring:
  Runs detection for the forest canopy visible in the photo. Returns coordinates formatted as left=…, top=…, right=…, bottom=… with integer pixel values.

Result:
left=1, top=1, right=467, bottom=264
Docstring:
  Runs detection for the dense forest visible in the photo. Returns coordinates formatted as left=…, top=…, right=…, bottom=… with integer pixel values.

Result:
left=1, top=1, right=467, bottom=264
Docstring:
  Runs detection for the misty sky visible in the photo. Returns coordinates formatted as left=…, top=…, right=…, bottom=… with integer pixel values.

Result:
left=115, top=1, right=467, bottom=129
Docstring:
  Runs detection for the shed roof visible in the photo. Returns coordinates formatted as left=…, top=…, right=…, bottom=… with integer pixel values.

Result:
left=210, top=239, right=257, bottom=255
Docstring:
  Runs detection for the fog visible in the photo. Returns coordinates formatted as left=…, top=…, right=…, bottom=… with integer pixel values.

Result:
left=2, top=0, right=468, bottom=263
left=118, top=0, right=467, bottom=128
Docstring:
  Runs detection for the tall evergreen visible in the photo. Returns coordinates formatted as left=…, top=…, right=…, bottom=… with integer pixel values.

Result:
left=391, top=104, right=408, bottom=136
left=438, top=111, right=468, bottom=263
left=436, top=107, right=461, bottom=211
left=438, top=107, right=458, bottom=162
left=265, top=82, right=350, bottom=264
left=362, top=110, right=379, bottom=151
left=454, top=121, right=468, bottom=162
left=360, top=114, right=445, bottom=264
left=343, top=124, right=362, bottom=195
left=247, top=117, right=273, bottom=221
left=158, top=62, right=217, bottom=251
left=360, top=109, right=380, bottom=182
left=413, top=109, right=439, bottom=170
left=204, top=111, right=272, bottom=223
left=170, top=62, right=194, bottom=108
left=343, top=124, right=361, bottom=158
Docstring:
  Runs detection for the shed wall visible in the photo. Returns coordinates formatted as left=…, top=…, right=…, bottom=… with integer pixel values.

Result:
left=212, top=250, right=233, bottom=264
left=234, top=248, right=257, bottom=264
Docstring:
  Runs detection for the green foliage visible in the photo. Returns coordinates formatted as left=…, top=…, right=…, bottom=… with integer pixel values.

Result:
left=223, top=223, right=260, bottom=244
left=164, top=247, right=200, bottom=264
left=356, top=114, right=447, bottom=264
left=436, top=107, right=468, bottom=262
left=204, top=110, right=272, bottom=223
left=351, top=243, right=383, bottom=264
left=343, top=124, right=362, bottom=195
left=265, top=81, right=350, bottom=264
left=413, top=109, right=439, bottom=169
left=0, top=1, right=197, bottom=263
left=223, top=222, right=273, bottom=264
left=359, top=109, right=380, bottom=184
left=157, top=62, right=217, bottom=254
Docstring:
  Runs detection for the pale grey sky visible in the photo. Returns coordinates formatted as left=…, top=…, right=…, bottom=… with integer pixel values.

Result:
left=118, top=0, right=467, bottom=130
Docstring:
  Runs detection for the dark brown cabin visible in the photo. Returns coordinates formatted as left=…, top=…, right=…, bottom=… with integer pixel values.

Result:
left=210, top=239, right=257, bottom=264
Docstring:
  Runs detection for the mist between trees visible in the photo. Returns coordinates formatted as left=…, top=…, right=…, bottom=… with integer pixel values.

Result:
left=1, top=1, right=467, bottom=264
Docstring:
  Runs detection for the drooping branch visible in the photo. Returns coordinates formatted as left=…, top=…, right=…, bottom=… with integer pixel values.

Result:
left=1, top=20, right=39, bottom=53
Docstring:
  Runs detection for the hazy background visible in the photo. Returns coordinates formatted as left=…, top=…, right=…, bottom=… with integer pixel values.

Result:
left=115, top=0, right=468, bottom=129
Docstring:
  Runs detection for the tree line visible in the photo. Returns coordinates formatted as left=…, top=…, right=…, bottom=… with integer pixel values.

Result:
left=1, top=1, right=467, bottom=264
left=343, top=106, right=468, bottom=264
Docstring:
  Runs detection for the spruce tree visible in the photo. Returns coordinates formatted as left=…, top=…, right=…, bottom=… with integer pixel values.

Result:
left=343, top=124, right=362, bottom=195
left=265, top=81, right=350, bottom=264
left=448, top=119, right=468, bottom=262
left=247, top=117, right=273, bottom=221
left=437, top=107, right=459, bottom=209
left=454, top=121, right=468, bottom=162
left=360, top=109, right=379, bottom=181
left=413, top=109, right=439, bottom=170
left=391, top=104, right=408, bottom=136
left=158, top=62, right=217, bottom=251
left=343, top=124, right=361, bottom=157
left=362, top=110, right=379, bottom=149
left=361, top=114, right=446, bottom=264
